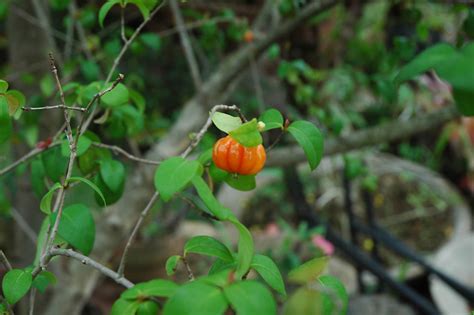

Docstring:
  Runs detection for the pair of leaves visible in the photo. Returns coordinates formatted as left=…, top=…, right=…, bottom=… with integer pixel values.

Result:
left=0, top=79, right=25, bottom=118
left=162, top=280, right=276, bottom=315
left=212, top=113, right=262, bottom=147
left=395, top=42, right=474, bottom=116
left=99, top=0, right=157, bottom=28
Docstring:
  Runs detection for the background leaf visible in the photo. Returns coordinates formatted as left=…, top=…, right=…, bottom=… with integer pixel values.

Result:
left=319, top=275, right=348, bottom=315
left=288, top=256, right=329, bottom=284
left=283, top=287, right=323, bottom=315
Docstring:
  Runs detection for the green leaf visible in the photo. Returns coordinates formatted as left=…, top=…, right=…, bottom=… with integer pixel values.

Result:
left=154, top=157, right=203, bottom=202
left=184, top=236, right=233, bottom=262
left=110, top=298, right=141, bottom=315
left=2, top=269, right=33, bottom=305
left=99, top=0, right=120, bottom=28
left=67, top=176, right=106, bottom=206
left=212, top=112, right=242, bottom=133
left=5, top=90, right=26, bottom=116
left=41, top=146, right=68, bottom=182
left=40, top=75, right=55, bottom=97
left=228, top=217, right=254, bottom=279
left=50, top=204, right=95, bottom=255
left=162, top=281, right=228, bottom=315
left=0, top=79, right=8, bottom=93
left=34, top=218, right=50, bottom=266
left=229, top=118, right=262, bottom=147
left=224, top=175, right=256, bottom=191
left=31, top=159, right=47, bottom=198
left=137, top=301, right=160, bottom=315
left=223, top=281, right=277, bottom=315
left=40, top=182, right=62, bottom=215
left=99, top=159, right=126, bottom=193
left=209, top=259, right=237, bottom=275
left=101, top=83, right=129, bottom=107
left=283, top=287, right=323, bottom=315
left=453, top=89, right=474, bottom=116
left=0, top=302, right=7, bottom=314
left=140, top=33, right=161, bottom=51
left=129, top=89, right=146, bottom=113
left=60, top=136, right=92, bottom=157
left=251, top=255, right=286, bottom=296
left=319, top=275, right=348, bottom=315
left=288, top=256, right=329, bottom=285
left=0, top=98, right=12, bottom=145
left=197, top=148, right=213, bottom=165
left=121, top=279, right=178, bottom=300
left=165, top=255, right=181, bottom=276
left=128, top=0, right=150, bottom=20
left=395, top=43, right=456, bottom=84
left=191, top=176, right=233, bottom=220
left=288, top=120, right=324, bottom=170
left=32, top=271, right=56, bottom=293
left=259, top=109, right=283, bottom=131
left=93, top=174, right=123, bottom=206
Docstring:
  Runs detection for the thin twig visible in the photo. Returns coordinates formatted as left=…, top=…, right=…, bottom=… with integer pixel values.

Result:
left=117, top=192, right=159, bottom=276
left=91, top=143, right=160, bottom=165
left=105, top=1, right=166, bottom=84
left=120, top=7, right=127, bottom=43
left=10, top=208, right=37, bottom=244
left=0, top=142, right=60, bottom=177
left=0, top=250, right=12, bottom=271
left=181, top=104, right=244, bottom=157
left=170, top=0, right=201, bottom=89
left=23, top=105, right=87, bottom=112
left=81, top=1, right=166, bottom=133
left=50, top=248, right=134, bottom=288
left=181, top=257, right=195, bottom=281
left=28, top=288, right=36, bottom=315
left=77, top=73, right=125, bottom=134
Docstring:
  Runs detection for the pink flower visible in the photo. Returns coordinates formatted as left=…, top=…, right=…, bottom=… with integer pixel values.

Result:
left=265, top=223, right=281, bottom=237
left=312, top=235, right=334, bottom=256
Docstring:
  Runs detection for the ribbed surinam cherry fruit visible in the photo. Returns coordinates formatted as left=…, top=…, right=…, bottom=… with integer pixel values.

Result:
left=212, top=135, right=266, bottom=175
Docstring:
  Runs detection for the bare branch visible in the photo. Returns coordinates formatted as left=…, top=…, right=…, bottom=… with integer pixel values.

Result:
left=181, top=257, right=195, bottom=281
left=23, top=105, right=87, bottom=112
left=0, top=250, right=12, bottom=271
left=50, top=248, right=134, bottom=288
left=181, top=104, right=243, bottom=157
left=170, top=0, right=202, bottom=89
left=117, top=192, right=159, bottom=277
left=267, top=105, right=461, bottom=166
left=29, top=288, right=36, bottom=315
left=91, top=143, right=160, bottom=165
